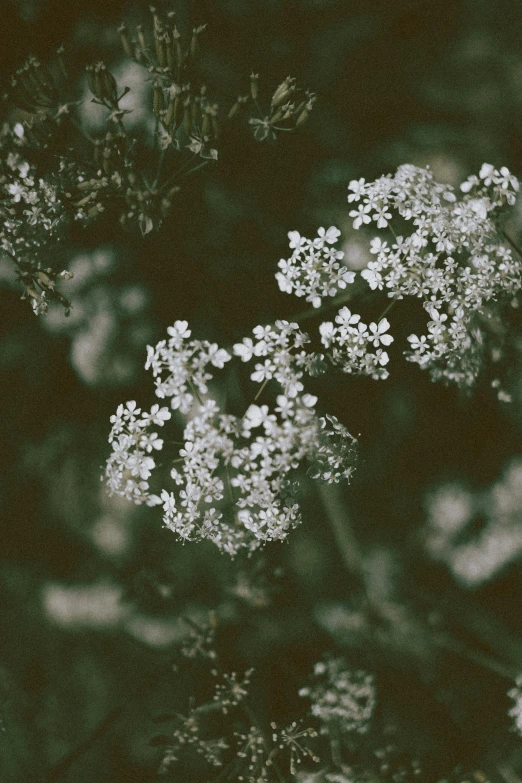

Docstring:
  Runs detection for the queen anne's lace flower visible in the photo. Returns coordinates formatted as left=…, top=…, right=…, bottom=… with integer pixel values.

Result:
left=319, top=307, right=393, bottom=380
left=234, top=319, right=322, bottom=398
left=299, top=658, right=376, bottom=735
left=106, top=400, right=171, bottom=504
left=106, top=320, right=358, bottom=556
left=276, top=226, right=355, bottom=308
left=145, top=320, right=231, bottom=413
left=348, top=163, right=521, bottom=390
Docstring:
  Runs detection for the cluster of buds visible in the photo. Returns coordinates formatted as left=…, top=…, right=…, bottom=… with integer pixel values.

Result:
left=248, top=75, right=316, bottom=141
left=86, top=62, right=118, bottom=104
left=16, top=260, right=72, bottom=315
left=119, top=6, right=314, bottom=153
left=121, top=177, right=180, bottom=236
left=10, top=53, right=66, bottom=116
left=119, top=7, right=206, bottom=77
left=118, top=9, right=222, bottom=157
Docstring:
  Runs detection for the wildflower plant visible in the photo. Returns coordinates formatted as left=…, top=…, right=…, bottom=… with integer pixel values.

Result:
left=8, top=7, right=522, bottom=782
left=106, top=319, right=358, bottom=555
left=105, top=162, right=522, bottom=558
left=2, top=5, right=315, bottom=314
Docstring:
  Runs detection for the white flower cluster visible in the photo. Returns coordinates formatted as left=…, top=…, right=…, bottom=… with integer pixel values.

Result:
left=299, top=658, right=376, bottom=735
left=348, top=163, right=521, bottom=388
left=308, top=414, right=358, bottom=484
left=276, top=226, right=355, bottom=308
left=106, top=400, right=172, bottom=504
left=0, top=123, right=71, bottom=314
left=424, top=459, right=522, bottom=587
left=319, top=307, right=394, bottom=380
left=508, top=676, right=522, bottom=738
left=212, top=668, right=254, bottom=714
left=105, top=320, right=358, bottom=556
left=234, top=319, right=322, bottom=397
left=145, top=320, right=231, bottom=413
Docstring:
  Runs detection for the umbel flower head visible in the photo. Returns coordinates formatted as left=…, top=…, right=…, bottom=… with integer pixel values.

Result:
left=105, top=320, right=358, bottom=555
left=276, top=225, right=355, bottom=308
left=348, top=163, right=522, bottom=391
left=299, top=658, right=376, bottom=735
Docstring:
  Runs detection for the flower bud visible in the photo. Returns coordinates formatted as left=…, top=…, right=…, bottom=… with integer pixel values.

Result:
left=191, top=95, right=201, bottom=125
left=172, top=27, right=184, bottom=68
left=250, top=73, right=259, bottom=101
left=201, top=108, right=211, bottom=138
left=86, top=65, right=99, bottom=99
left=36, top=270, right=54, bottom=289
left=153, top=82, right=164, bottom=116
left=99, top=64, right=118, bottom=104
left=165, top=32, right=174, bottom=70
left=56, top=44, right=67, bottom=80
left=173, top=94, right=184, bottom=129
left=119, top=24, right=133, bottom=59
left=228, top=95, right=247, bottom=119
left=136, top=25, right=148, bottom=56
left=271, top=76, right=295, bottom=108
left=183, top=97, right=192, bottom=135
left=190, top=25, right=206, bottom=59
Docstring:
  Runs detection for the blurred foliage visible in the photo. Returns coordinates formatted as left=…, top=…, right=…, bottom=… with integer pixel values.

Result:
left=2, top=0, right=522, bottom=781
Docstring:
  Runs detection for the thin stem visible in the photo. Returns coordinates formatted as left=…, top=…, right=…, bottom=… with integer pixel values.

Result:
left=158, top=153, right=197, bottom=192
left=177, top=158, right=211, bottom=181
left=225, top=463, right=236, bottom=504
left=435, top=633, right=518, bottom=681
left=317, top=482, right=365, bottom=581
left=254, top=377, right=270, bottom=401
left=153, top=146, right=166, bottom=189
left=503, top=230, right=522, bottom=259
left=290, top=291, right=353, bottom=324
left=188, top=377, right=204, bottom=406
left=376, top=298, right=397, bottom=321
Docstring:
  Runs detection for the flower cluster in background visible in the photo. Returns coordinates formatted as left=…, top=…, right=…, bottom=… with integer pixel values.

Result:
left=424, top=458, right=522, bottom=587
left=299, top=658, right=376, bottom=736
left=42, top=246, right=152, bottom=385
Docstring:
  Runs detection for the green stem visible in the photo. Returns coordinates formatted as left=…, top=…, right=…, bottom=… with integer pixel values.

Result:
left=188, top=377, right=204, bottom=406
left=177, top=158, right=211, bottom=181
left=434, top=633, right=518, bottom=681
left=153, top=146, right=166, bottom=189
left=158, top=153, right=197, bottom=192
left=317, top=483, right=365, bottom=581
left=503, top=230, right=522, bottom=258
left=254, top=377, right=270, bottom=401
left=376, top=298, right=397, bottom=321
left=290, top=291, right=353, bottom=324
